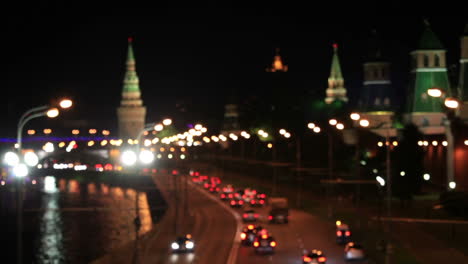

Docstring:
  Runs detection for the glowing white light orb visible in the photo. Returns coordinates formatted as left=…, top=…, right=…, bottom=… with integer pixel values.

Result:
left=13, top=163, right=28, bottom=178
left=121, top=150, right=137, bottom=166
left=139, top=150, right=154, bottom=164
left=4, top=151, right=19, bottom=166
left=24, top=152, right=39, bottom=167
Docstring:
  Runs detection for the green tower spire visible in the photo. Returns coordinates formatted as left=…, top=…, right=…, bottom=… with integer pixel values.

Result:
left=418, top=20, right=444, bottom=50
left=117, top=37, right=146, bottom=139
left=325, top=43, right=348, bottom=104
left=123, top=37, right=140, bottom=93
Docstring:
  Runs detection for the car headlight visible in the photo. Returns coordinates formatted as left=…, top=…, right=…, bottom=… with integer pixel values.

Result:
left=171, top=242, right=180, bottom=250
left=186, top=241, right=194, bottom=249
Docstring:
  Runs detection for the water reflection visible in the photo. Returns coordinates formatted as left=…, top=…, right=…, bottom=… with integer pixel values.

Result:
left=34, top=175, right=156, bottom=263
left=138, top=192, right=152, bottom=235
left=44, top=176, right=57, bottom=193
left=37, top=176, right=65, bottom=263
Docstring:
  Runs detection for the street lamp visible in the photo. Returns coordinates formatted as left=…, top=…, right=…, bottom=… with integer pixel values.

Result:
left=427, top=88, right=460, bottom=191
left=15, top=98, right=73, bottom=264
left=307, top=119, right=345, bottom=217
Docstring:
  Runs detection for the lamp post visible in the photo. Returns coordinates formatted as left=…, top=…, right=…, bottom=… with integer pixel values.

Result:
left=356, top=117, right=393, bottom=263
left=122, top=120, right=170, bottom=264
left=307, top=120, right=344, bottom=217
left=427, top=88, right=460, bottom=191
left=15, top=99, right=72, bottom=264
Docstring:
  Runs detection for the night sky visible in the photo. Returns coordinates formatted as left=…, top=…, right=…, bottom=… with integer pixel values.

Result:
left=5, top=3, right=467, bottom=137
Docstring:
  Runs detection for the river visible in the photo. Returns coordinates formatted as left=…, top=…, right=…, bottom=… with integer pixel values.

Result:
left=0, top=171, right=167, bottom=264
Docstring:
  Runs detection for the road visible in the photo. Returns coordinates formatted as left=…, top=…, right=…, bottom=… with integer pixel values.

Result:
left=235, top=207, right=348, bottom=264
left=139, top=168, right=365, bottom=264
left=139, top=170, right=238, bottom=264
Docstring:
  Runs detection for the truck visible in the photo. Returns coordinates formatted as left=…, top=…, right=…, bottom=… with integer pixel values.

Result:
left=268, top=197, right=289, bottom=224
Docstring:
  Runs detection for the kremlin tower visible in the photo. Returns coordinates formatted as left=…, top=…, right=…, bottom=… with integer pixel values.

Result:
left=325, top=44, right=348, bottom=104
left=117, top=38, right=146, bottom=139
left=404, top=22, right=451, bottom=134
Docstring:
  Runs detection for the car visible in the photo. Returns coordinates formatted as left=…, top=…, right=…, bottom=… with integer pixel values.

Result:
left=240, top=224, right=263, bottom=246
left=210, top=176, right=221, bottom=185
left=249, top=198, right=266, bottom=207
left=189, top=169, right=200, bottom=176
left=268, top=208, right=289, bottom=223
left=302, top=249, right=327, bottom=263
left=209, top=186, right=220, bottom=193
left=170, top=234, right=195, bottom=253
left=253, top=231, right=277, bottom=254
left=229, top=199, right=245, bottom=208
left=344, top=242, right=366, bottom=261
left=242, top=209, right=259, bottom=222
left=336, top=220, right=352, bottom=244
left=220, top=193, right=230, bottom=200
left=222, top=184, right=235, bottom=194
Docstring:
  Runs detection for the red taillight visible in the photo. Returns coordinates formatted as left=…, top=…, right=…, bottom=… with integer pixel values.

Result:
left=240, top=233, right=246, bottom=240
left=195, top=172, right=199, bottom=176
left=303, top=256, right=312, bottom=262
left=261, top=234, right=268, bottom=239
left=318, top=256, right=326, bottom=262
left=248, top=225, right=254, bottom=230
left=253, top=241, right=259, bottom=247
left=239, top=200, right=244, bottom=205
left=270, top=241, right=276, bottom=247
left=251, top=200, right=256, bottom=204
left=268, top=215, right=273, bottom=220
left=216, top=188, right=220, bottom=191
left=230, top=201, right=235, bottom=205
left=259, top=200, right=265, bottom=204
left=228, top=194, right=233, bottom=198
left=243, top=213, right=248, bottom=218
left=345, top=231, right=351, bottom=237
left=152, top=169, right=157, bottom=173
left=254, top=214, right=259, bottom=218
left=221, top=194, right=225, bottom=198
left=336, top=230, right=343, bottom=236
left=204, top=183, right=209, bottom=188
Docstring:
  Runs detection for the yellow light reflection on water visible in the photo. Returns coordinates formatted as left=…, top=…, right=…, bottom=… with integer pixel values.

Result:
left=68, top=180, right=79, bottom=193
left=111, top=187, right=124, bottom=198
left=100, top=184, right=109, bottom=195
left=137, top=191, right=152, bottom=235
left=87, top=183, right=96, bottom=194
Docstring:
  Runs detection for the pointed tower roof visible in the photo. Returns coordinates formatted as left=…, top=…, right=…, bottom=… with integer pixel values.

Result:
left=122, top=37, right=141, bottom=93
left=366, top=30, right=385, bottom=62
left=418, top=20, right=444, bottom=50
left=325, top=43, right=348, bottom=104
left=266, top=48, right=288, bottom=72
left=330, top=44, right=343, bottom=79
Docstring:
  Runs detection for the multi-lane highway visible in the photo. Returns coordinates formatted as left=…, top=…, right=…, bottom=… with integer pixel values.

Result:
left=136, top=167, right=366, bottom=264
left=139, top=170, right=238, bottom=264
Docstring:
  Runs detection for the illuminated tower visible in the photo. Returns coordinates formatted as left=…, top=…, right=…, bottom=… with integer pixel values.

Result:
left=359, top=32, right=394, bottom=112
left=117, top=38, right=146, bottom=139
left=404, top=22, right=450, bottom=133
left=357, top=32, right=395, bottom=131
left=325, top=44, right=348, bottom=104
left=266, top=48, right=288, bottom=72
